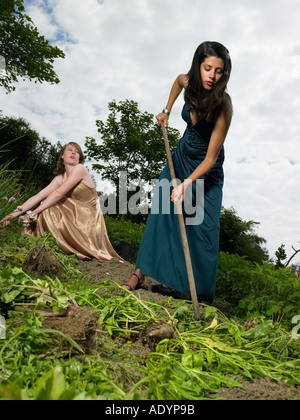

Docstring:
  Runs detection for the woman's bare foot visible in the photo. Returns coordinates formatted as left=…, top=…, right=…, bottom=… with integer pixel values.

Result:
left=123, top=269, right=145, bottom=291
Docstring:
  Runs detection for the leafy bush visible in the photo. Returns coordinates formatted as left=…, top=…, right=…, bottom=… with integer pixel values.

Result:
left=104, top=214, right=145, bottom=248
left=216, top=252, right=300, bottom=326
left=216, top=252, right=254, bottom=304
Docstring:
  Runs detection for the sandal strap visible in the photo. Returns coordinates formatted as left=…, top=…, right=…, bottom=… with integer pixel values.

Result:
left=123, top=273, right=145, bottom=292
left=132, top=273, right=143, bottom=285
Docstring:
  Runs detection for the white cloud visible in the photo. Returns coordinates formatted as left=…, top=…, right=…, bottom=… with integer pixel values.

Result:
left=1, top=0, right=300, bottom=262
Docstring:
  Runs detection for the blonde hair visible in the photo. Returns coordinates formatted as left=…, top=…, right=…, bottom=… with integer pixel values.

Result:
left=53, top=142, right=85, bottom=175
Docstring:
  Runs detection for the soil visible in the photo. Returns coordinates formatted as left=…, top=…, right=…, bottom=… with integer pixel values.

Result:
left=24, top=246, right=65, bottom=279
left=208, top=377, right=300, bottom=400
left=43, top=306, right=100, bottom=353
left=42, top=256, right=299, bottom=400
left=78, top=257, right=191, bottom=301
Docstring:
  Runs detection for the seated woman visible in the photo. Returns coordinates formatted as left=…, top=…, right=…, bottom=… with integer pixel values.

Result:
left=0, top=142, right=123, bottom=262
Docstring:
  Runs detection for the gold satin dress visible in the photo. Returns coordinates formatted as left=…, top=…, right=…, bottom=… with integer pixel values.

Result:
left=28, top=180, right=123, bottom=261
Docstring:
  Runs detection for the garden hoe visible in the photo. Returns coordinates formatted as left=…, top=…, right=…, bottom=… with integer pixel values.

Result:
left=161, top=123, right=200, bottom=321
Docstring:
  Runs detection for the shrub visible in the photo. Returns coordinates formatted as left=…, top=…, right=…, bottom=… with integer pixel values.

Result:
left=104, top=214, right=145, bottom=248
left=216, top=252, right=300, bottom=326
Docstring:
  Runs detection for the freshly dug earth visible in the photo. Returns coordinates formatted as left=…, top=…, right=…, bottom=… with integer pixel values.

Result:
left=78, top=257, right=190, bottom=301
left=24, top=246, right=65, bottom=279
left=43, top=306, right=100, bottom=353
left=48, top=257, right=300, bottom=400
left=208, top=377, right=300, bottom=400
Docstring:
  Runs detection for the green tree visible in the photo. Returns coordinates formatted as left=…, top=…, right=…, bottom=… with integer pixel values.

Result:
left=0, top=113, right=62, bottom=187
left=219, top=206, right=269, bottom=263
left=85, top=99, right=180, bottom=214
left=0, top=0, right=65, bottom=93
left=275, top=244, right=287, bottom=269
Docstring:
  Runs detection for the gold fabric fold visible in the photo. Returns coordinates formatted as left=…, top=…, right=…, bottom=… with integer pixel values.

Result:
left=26, top=181, right=123, bottom=262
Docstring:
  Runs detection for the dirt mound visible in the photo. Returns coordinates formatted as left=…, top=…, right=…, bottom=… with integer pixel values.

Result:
left=78, top=257, right=189, bottom=301
left=210, top=377, right=300, bottom=400
left=24, top=246, right=64, bottom=279
left=43, top=307, right=100, bottom=353
left=139, top=323, right=175, bottom=351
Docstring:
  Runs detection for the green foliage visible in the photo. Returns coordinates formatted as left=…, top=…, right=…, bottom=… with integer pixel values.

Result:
left=275, top=244, right=287, bottom=268
left=237, top=263, right=300, bottom=323
left=104, top=214, right=145, bottom=248
left=0, top=161, right=23, bottom=224
left=0, top=114, right=62, bottom=187
left=0, top=231, right=81, bottom=277
left=0, top=271, right=299, bottom=400
left=219, top=206, right=269, bottom=262
left=85, top=99, right=180, bottom=213
left=216, top=252, right=300, bottom=325
left=216, top=252, right=254, bottom=305
left=0, top=0, right=65, bottom=93
left=0, top=265, right=73, bottom=315
left=85, top=99, right=180, bottom=184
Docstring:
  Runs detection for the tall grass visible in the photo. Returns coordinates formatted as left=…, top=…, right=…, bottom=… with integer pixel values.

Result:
left=0, top=161, right=23, bottom=224
left=0, top=133, right=26, bottom=224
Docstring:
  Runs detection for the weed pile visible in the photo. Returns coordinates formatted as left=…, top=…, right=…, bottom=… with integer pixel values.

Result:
left=0, top=229, right=299, bottom=400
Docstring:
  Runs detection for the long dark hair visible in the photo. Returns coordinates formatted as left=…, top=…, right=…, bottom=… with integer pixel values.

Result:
left=184, top=41, right=232, bottom=116
left=53, top=142, right=85, bottom=175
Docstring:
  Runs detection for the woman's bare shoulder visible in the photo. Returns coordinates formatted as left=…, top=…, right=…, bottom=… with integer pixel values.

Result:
left=76, top=164, right=96, bottom=188
left=51, top=174, right=64, bottom=186
left=178, top=74, right=189, bottom=89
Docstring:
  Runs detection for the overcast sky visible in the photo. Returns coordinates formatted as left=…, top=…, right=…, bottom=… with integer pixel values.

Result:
left=1, top=0, right=300, bottom=263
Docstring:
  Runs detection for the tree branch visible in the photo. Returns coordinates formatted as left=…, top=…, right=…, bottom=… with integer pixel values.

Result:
left=284, top=245, right=300, bottom=267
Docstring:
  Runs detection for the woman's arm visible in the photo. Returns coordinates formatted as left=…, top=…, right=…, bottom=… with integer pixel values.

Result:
left=0, top=176, right=63, bottom=226
left=156, top=74, right=188, bottom=127
left=32, top=164, right=88, bottom=215
left=0, top=165, right=90, bottom=227
left=172, top=103, right=233, bottom=202
left=188, top=104, right=232, bottom=182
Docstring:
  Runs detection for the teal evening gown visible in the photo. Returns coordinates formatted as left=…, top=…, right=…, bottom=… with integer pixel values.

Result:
left=136, top=104, right=225, bottom=303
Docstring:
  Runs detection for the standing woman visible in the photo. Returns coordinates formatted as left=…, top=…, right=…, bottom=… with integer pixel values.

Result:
left=124, top=41, right=232, bottom=303
left=0, top=142, right=123, bottom=262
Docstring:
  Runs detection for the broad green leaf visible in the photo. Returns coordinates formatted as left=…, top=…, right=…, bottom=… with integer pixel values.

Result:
left=35, top=366, right=65, bottom=400
left=204, top=337, right=238, bottom=354
left=242, top=320, right=273, bottom=339
left=3, top=289, right=22, bottom=303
